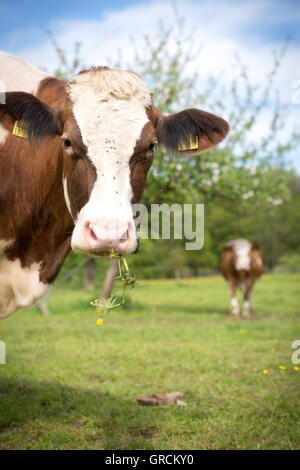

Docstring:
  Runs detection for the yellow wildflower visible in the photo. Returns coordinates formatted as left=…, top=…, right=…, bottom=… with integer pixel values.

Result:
left=271, top=348, right=276, bottom=353
left=263, top=369, right=268, bottom=375
left=279, top=366, right=286, bottom=370
left=274, top=338, right=278, bottom=342
left=96, top=318, right=104, bottom=326
left=239, top=329, right=246, bottom=334
left=293, top=366, right=299, bottom=371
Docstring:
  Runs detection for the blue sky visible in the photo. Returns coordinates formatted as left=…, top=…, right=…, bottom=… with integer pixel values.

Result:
left=1, top=0, right=299, bottom=169
left=0, top=0, right=144, bottom=50
left=1, top=0, right=299, bottom=50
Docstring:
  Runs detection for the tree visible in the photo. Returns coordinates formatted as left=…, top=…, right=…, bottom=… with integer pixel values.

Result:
left=118, top=15, right=298, bottom=211
left=115, top=12, right=299, bottom=275
left=83, top=257, right=96, bottom=290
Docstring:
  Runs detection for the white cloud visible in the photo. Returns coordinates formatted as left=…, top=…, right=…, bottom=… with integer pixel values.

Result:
left=10, top=1, right=299, bottom=79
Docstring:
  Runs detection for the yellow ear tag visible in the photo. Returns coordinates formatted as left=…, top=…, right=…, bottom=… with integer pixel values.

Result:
left=178, top=135, right=198, bottom=151
left=12, top=120, right=30, bottom=139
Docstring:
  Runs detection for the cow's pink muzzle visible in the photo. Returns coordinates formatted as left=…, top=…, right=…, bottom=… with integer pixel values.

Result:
left=85, top=219, right=133, bottom=254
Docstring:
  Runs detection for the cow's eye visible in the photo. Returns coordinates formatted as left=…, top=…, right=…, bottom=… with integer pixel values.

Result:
left=149, top=141, right=158, bottom=152
left=62, top=138, right=72, bottom=150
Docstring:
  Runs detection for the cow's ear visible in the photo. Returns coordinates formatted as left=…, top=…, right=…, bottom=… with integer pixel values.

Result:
left=223, top=245, right=233, bottom=252
left=251, top=243, right=261, bottom=251
left=154, top=107, right=229, bottom=155
left=0, top=91, right=61, bottom=140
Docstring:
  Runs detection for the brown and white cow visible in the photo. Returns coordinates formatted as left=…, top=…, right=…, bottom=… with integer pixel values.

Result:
left=221, top=239, right=263, bottom=318
left=0, top=51, right=229, bottom=318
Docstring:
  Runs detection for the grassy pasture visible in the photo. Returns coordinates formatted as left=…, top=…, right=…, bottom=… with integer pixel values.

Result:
left=0, top=274, right=299, bottom=450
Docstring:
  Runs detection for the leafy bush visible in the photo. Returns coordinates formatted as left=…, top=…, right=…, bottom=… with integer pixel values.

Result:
left=274, top=252, right=300, bottom=273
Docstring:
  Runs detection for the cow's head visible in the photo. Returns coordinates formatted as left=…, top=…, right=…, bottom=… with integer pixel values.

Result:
left=2, top=67, right=229, bottom=256
left=224, top=242, right=262, bottom=272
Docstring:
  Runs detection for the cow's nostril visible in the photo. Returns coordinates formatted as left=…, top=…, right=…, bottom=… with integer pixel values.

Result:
left=120, top=229, right=129, bottom=243
left=87, top=224, right=98, bottom=242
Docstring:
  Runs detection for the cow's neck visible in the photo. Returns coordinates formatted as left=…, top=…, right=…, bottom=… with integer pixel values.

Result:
left=2, top=75, right=73, bottom=265
left=2, top=136, right=73, bottom=274
left=0, top=145, right=73, bottom=318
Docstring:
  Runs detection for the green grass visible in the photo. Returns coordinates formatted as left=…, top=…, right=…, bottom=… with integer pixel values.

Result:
left=0, top=274, right=299, bottom=450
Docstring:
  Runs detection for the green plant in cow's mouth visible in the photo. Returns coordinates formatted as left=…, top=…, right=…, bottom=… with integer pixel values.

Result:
left=90, top=249, right=136, bottom=325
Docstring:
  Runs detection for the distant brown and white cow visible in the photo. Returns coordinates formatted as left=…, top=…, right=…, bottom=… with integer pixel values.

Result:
left=0, top=51, right=229, bottom=318
left=221, top=239, right=263, bottom=318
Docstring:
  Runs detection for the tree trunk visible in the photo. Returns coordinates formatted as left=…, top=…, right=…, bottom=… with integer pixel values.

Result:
left=101, top=260, right=119, bottom=299
left=83, top=257, right=96, bottom=290
left=174, top=268, right=181, bottom=279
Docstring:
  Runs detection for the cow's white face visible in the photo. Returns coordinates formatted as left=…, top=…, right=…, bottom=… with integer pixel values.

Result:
left=64, top=69, right=153, bottom=255
left=233, top=246, right=251, bottom=271
left=51, top=67, right=229, bottom=257
left=1, top=67, right=229, bottom=259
